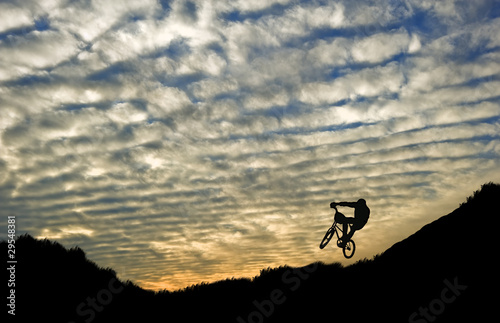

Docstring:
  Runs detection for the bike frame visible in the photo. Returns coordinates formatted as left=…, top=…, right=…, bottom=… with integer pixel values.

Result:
left=330, top=220, right=352, bottom=247
left=331, top=206, right=353, bottom=238
left=332, top=221, right=343, bottom=237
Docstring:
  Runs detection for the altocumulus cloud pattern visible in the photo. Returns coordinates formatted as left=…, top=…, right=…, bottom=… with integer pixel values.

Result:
left=0, top=0, right=499, bottom=290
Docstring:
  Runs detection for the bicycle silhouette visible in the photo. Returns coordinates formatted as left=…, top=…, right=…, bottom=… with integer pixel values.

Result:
left=319, top=205, right=356, bottom=258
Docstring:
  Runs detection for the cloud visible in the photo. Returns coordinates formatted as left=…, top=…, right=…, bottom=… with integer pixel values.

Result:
left=351, top=29, right=411, bottom=63
left=298, top=63, right=405, bottom=105
left=0, top=2, right=33, bottom=33
left=0, top=29, right=80, bottom=81
left=0, top=0, right=499, bottom=290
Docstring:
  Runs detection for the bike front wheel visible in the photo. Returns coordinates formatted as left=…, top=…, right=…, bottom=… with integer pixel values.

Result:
left=342, top=240, right=356, bottom=259
left=319, top=227, right=335, bottom=249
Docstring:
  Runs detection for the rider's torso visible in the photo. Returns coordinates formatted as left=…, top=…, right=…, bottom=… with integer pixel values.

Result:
left=354, top=205, right=370, bottom=224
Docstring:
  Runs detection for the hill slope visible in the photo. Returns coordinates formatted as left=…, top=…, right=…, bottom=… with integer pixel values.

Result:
left=3, top=183, right=499, bottom=323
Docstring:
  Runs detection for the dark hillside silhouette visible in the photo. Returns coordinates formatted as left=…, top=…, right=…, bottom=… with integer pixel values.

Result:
left=3, top=182, right=499, bottom=322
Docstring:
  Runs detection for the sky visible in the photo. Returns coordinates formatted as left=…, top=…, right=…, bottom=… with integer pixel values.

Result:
left=1, top=0, right=500, bottom=291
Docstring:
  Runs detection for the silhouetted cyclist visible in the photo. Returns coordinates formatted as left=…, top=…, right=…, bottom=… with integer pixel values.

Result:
left=330, top=199, right=370, bottom=247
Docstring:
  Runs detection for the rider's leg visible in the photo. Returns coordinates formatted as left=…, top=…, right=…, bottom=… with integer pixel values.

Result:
left=340, top=218, right=355, bottom=245
left=344, top=228, right=356, bottom=242
left=342, top=222, right=349, bottom=239
left=339, top=228, right=356, bottom=248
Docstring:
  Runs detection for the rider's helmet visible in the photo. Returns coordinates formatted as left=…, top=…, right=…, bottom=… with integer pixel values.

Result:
left=357, top=198, right=366, bottom=205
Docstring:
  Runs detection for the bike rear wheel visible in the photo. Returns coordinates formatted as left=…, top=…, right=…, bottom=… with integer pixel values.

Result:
left=342, top=240, right=356, bottom=259
left=319, top=226, right=335, bottom=249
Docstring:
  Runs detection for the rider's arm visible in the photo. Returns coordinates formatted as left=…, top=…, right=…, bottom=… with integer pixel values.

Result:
left=336, top=201, right=357, bottom=208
